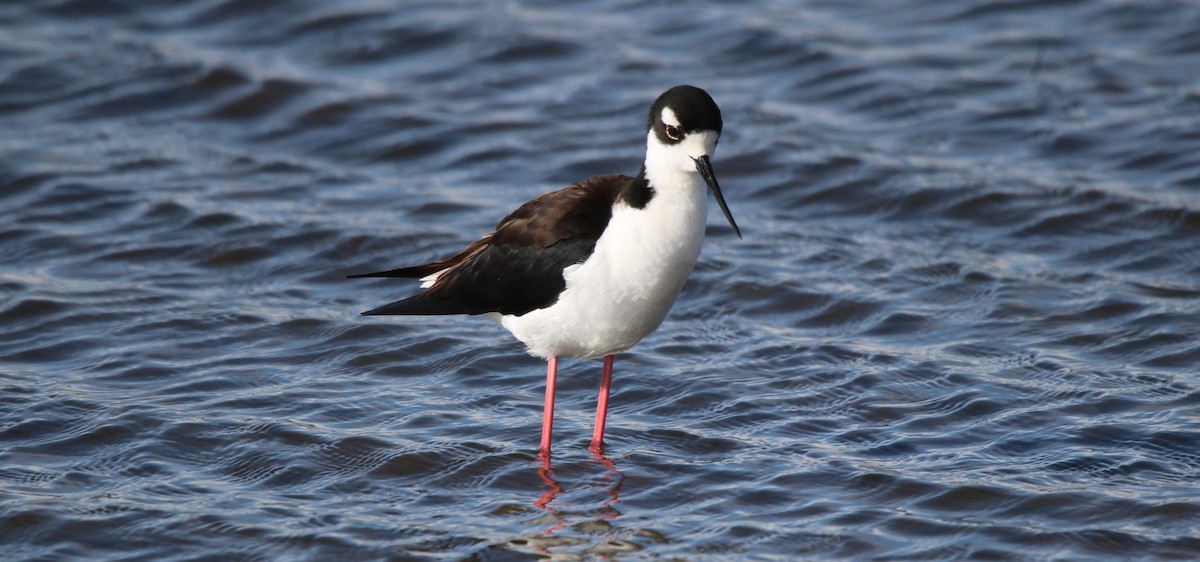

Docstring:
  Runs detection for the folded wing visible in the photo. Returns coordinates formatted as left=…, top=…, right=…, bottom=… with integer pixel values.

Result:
left=349, top=174, right=629, bottom=317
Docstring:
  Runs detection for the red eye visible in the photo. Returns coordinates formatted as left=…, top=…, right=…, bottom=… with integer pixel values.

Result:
left=664, top=124, right=683, bottom=141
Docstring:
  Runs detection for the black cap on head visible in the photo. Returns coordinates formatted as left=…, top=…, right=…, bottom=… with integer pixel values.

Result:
left=648, top=85, right=723, bottom=136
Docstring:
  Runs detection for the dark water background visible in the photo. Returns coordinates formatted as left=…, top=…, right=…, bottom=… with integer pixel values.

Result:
left=3, top=1, right=1200, bottom=560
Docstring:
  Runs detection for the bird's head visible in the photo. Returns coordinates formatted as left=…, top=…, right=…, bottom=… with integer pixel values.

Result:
left=645, top=85, right=740, bottom=238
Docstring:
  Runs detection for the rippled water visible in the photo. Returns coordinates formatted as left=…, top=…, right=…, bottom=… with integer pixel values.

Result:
left=3, top=1, right=1200, bottom=560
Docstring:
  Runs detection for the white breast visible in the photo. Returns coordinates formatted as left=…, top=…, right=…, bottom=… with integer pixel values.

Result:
left=499, top=168, right=710, bottom=359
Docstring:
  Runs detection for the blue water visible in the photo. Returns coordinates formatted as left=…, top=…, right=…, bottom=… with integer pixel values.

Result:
left=3, top=1, right=1200, bottom=560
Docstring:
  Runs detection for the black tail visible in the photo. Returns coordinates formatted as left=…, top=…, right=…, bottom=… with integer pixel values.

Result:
left=347, top=264, right=444, bottom=279
left=348, top=235, right=493, bottom=280
left=360, top=294, right=480, bottom=316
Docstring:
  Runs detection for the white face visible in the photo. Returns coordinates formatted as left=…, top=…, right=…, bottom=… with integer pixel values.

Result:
left=661, top=107, right=682, bottom=130
left=648, top=107, right=720, bottom=174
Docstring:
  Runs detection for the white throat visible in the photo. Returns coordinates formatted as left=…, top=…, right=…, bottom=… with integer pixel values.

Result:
left=646, top=129, right=718, bottom=175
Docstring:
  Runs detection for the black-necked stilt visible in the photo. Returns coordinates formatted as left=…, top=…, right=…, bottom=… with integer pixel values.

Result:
left=349, top=85, right=740, bottom=457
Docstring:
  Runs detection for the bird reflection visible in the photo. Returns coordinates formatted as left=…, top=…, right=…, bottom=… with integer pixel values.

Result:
left=519, top=451, right=627, bottom=557
left=534, top=455, right=565, bottom=510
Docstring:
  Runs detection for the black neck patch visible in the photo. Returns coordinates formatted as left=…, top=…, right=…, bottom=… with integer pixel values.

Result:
left=620, top=167, right=654, bottom=209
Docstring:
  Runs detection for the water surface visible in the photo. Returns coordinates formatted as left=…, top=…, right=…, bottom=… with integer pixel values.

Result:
left=3, top=1, right=1200, bottom=560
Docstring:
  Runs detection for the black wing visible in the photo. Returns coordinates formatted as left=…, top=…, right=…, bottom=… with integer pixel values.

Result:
left=351, top=174, right=629, bottom=316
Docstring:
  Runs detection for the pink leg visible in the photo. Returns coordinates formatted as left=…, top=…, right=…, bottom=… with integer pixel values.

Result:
left=589, top=354, right=615, bottom=453
left=539, top=356, right=558, bottom=458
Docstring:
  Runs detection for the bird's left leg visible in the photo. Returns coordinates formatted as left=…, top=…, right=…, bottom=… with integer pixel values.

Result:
left=589, top=354, right=615, bottom=453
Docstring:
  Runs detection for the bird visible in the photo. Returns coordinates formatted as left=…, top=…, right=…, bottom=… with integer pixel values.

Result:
left=349, top=85, right=740, bottom=458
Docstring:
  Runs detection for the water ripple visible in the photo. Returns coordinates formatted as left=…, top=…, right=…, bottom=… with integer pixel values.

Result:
left=3, top=0, right=1200, bottom=559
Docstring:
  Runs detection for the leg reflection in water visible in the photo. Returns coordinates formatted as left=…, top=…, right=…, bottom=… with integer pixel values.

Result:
left=513, top=451, right=629, bottom=557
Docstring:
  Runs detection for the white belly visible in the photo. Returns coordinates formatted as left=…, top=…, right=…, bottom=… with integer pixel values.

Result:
left=499, top=194, right=708, bottom=359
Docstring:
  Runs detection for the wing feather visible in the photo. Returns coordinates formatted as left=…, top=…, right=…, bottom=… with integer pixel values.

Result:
left=351, top=175, right=629, bottom=316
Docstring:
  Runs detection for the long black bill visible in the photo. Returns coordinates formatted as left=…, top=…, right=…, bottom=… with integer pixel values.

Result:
left=694, top=155, right=742, bottom=238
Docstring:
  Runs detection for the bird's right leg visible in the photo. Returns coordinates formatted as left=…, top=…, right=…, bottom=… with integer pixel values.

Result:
left=539, top=356, right=558, bottom=458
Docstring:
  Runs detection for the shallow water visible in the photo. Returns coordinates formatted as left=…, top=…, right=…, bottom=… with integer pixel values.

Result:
left=3, top=0, right=1200, bottom=560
